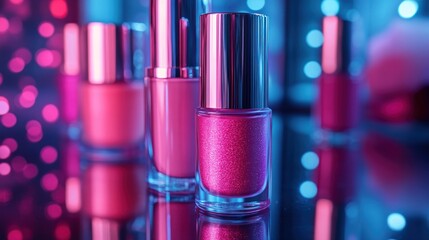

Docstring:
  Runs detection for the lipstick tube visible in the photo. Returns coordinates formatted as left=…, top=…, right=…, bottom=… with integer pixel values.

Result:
left=147, top=0, right=209, bottom=193
left=80, top=23, right=146, bottom=150
left=196, top=13, right=271, bottom=215
left=316, top=16, right=359, bottom=134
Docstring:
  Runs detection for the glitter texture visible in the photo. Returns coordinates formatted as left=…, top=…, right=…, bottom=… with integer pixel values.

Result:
left=199, top=218, right=266, bottom=240
left=197, top=109, right=270, bottom=197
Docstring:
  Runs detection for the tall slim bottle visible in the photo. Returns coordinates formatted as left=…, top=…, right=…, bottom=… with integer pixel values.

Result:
left=147, top=0, right=210, bottom=193
left=196, top=13, right=271, bottom=215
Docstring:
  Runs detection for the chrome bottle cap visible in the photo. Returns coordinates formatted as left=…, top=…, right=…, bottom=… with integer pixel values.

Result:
left=82, top=22, right=145, bottom=84
left=322, top=16, right=352, bottom=74
left=200, top=13, right=268, bottom=109
left=146, top=0, right=210, bottom=78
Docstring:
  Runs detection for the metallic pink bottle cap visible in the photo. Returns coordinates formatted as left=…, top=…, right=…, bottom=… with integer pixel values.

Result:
left=82, top=22, right=145, bottom=84
left=200, top=13, right=268, bottom=109
left=63, top=23, right=80, bottom=75
left=322, top=16, right=352, bottom=74
left=146, top=0, right=210, bottom=78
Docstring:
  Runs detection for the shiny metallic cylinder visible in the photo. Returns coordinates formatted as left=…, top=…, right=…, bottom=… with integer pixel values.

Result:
left=200, top=13, right=268, bottom=109
left=322, top=16, right=352, bottom=74
left=147, top=0, right=210, bottom=78
left=82, top=22, right=145, bottom=84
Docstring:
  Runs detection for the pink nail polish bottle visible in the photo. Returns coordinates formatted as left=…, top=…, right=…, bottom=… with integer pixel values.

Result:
left=147, top=0, right=210, bottom=193
left=316, top=16, right=358, bottom=135
left=196, top=13, right=271, bottom=215
left=80, top=23, right=146, bottom=150
left=58, top=23, right=80, bottom=135
left=148, top=194, right=196, bottom=240
left=197, top=211, right=269, bottom=240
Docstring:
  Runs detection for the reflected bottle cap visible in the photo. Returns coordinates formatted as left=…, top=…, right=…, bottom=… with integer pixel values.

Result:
left=146, top=0, right=210, bottom=78
left=82, top=22, right=145, bottom=84
left=322, top=16, right=352, bottom=74
left=200, top=13, right=268, bottom=109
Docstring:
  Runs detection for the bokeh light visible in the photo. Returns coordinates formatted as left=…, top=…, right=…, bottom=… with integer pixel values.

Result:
left=0, top=97, right=10, bottom=115
left=55, top=224, right=71, bottom=240
left=301, top=151, right=320, bottom=170
left=41, top=173, right=59, bottom=191
left=387, top=213, right=406, bottom=231
left=46, top=203, right=62, bottom=219
left=40, top=146, right=58, bottom=164
left=2, top=113, right=17, bottom=128
left=7, top=229, right=23, bottom=240
left=0, top=17, right=9, bottom=33
left=8, top=18, right=22, bottom=34
left=2, top=138, right=18, bottom=152
left=306, top=29, right=324, bottom=48
left=398, top=0, right=418, bottom=19
left=38, top=22, right=55, bottom=38
left=0, top=145, right=11, bottom=159
left=26, top=120, right=43, bottom=142
left=299, top=181, right=318, bottom=199
left=304, top=61, right=322, bottom=78
left=22, top=163, right=38, bottom=179
left=247, top=0, right=265, bottom=11
left=0, top=189, right=11, bottom=203
left=0, top=163, right=11, bottom=176
left=42, top=104, right=59, bottom=123
left=321, top=0, right=340, bottom=16
left=13, top=48, right=32, bottom=64
left=11, top=156, right=26, bottom=172
left=10, top=0, right=24, bottom=4
left=8, top=57, right=25, bottom=73
left=36, top=49, right=61, bottom=68
left=0, top=74, right=3, bottom=86
left=50, top=0, right=68, bottom=19
left=19, top=85, right=38, bottom=108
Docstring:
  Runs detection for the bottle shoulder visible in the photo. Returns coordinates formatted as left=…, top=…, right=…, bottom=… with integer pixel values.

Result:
left=197, top=108, right=272, bottom=117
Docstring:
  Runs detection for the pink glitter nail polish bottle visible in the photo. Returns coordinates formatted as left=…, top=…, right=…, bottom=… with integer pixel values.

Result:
left=80, top=23, right=146, bottom=150
left=196, top=13, right=271, bottom=215
left=147, top=0, right=210, bottom=193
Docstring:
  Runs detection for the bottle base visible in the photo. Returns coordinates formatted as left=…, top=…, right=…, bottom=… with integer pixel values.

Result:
left=196, top=198, right=270, bottom=217
left=148, top=167, right=196, bottom=195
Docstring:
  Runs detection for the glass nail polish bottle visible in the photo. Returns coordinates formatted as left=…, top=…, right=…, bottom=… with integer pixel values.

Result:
left=196, top=13, right=271, bottom=215
left=146, top=0, right=210, bottom=194
left=80, top=23, right=146, bottom=151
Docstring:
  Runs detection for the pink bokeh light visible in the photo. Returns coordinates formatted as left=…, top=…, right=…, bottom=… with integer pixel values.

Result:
left=2, top=138, right=18, bottom=152
left=55, top=224, right=71, bottom=240
left=38, top=22, right=55, bottom=38
left=0, top=189, right=12, bottom=203
left=8, top=57, right=25, bottom=73
left=13, top=48, right=32, bottom=64
left=50, top=0, right=68, bottom=19
left=0, top=145, right=11, bottom=159
left=22, top=163, right=38, bottom=179
left=0, top=96, right=10, bottom=115
left=8, top=18, right=22, bottom=35
left=7, top=229, right=23, bottom=240
left=26, top=120, right=43, bottom=142
left=2, top=113, right=17, bottom=128
left=10, top=0, right=24, bottom=4
left=19, top=85, right=38, bottom=108
left=40, top=146, right=58, bottom=164
left=46, top=203, right=62, bottom=219
left=11, top=156, right=26, bottom=172
left=0, top=163, right=11, bottom=176
left=41, top=173, right=59, bottom=191
left=0, top=17, right=9, bottom=33
left=42, top=104, right=59, bottom=123
left=0, top=74, right=3, bottom=86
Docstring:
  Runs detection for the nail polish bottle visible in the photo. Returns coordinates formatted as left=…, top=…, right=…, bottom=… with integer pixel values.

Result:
left=148, top=194, right=196, bottom=240
left=58, top=23, right=80, bottom=136
left=147, top=0, right=210, bottom=193
left=197, top=211, right=269, bottom=240
left=316, top=16, right=358, bottom=136
left=81, top=23, right=146, bottom=150
left=196, top=13, right=271, bottom=215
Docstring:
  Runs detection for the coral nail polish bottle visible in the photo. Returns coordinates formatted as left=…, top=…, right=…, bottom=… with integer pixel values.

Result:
left=147, top=0, right=210, bottom=193
left=196, top=13, right=271, bottom=215
left=59, top=23, right=81, bottom=136
left=316, top=16, right=358, bottom=136
left=80, top=23, right=146, bottom=150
